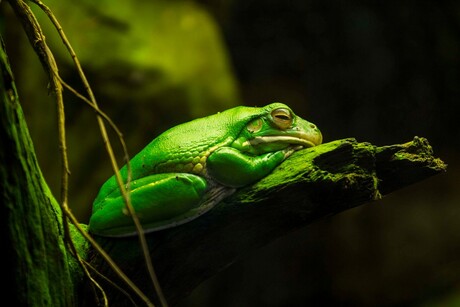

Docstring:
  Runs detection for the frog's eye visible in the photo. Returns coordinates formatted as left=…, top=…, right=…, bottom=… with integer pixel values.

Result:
left=247, top=118, right=263, bottom=133
left=271, top=108, right=293, bottom=130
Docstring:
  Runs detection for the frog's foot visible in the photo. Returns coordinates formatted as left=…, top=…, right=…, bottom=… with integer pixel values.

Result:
left=282, top=145, right=304, bottom=159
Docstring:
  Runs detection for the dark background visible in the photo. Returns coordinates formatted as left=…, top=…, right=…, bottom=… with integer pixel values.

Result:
left=180, top=2, right=459, bottom=306
left=3, top=0, right=459, bottom=306
left=218, top=0, right=457, bottom=150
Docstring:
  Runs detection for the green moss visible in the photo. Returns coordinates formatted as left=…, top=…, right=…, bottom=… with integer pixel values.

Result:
left=68, top=223, right=90, bottom=277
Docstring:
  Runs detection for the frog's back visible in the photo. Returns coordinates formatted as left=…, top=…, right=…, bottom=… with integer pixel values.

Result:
left=133, top=105, right=261, bottom=176
left=96, top=106, right=264, bottom=199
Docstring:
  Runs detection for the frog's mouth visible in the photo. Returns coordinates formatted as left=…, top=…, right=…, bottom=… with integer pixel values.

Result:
left=248, top=132, right=323, bottom=148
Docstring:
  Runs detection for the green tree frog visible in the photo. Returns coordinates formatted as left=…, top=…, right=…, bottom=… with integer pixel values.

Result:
left=89, top=103, right=322, bottom=236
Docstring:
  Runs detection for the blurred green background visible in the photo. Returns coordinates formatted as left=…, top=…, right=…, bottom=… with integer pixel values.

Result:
left=2, top=0, right=459, bottom=306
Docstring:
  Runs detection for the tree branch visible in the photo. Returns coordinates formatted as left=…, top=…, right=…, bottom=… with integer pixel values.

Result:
left=87, top=137, right=446, bottom=306
left=0, top=37, right=78, bottom=306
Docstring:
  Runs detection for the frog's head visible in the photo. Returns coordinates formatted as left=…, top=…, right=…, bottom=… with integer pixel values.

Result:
left=232, top=102, right=323, bottom=155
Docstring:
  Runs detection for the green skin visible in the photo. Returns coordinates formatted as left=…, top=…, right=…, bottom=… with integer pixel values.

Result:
left=89, top=103, right=322, bottom=237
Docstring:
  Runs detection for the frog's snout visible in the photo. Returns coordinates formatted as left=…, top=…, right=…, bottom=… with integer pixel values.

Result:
left=309, top=128, right=322, bottom=146
left=304, top=122, right=322, bottom=147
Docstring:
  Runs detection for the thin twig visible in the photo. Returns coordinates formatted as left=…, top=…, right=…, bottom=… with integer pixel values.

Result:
left=64, top=206, right=154, bottom=306
left=58, top=76, right=125, bottom=146
left=7, top=0, right=159, bottom=306
left=67, top=245, right=109, bottom=307
left=29, top=2, right=168, bottom=305
left=3, top=1, right=78, bottom=301
left=82, top=258, right=139, bottom=307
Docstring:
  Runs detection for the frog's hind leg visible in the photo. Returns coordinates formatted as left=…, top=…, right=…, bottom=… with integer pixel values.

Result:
left=89, top=173, right=215, bottom=236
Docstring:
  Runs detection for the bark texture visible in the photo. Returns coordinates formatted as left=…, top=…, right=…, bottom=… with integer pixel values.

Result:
left=0, top=38, right=76, bottom=306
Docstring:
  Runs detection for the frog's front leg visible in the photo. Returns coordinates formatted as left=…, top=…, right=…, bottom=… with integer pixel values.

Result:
left=207, top=146, right=294, bottom=187
left=89, top=173, right=208, bottom=237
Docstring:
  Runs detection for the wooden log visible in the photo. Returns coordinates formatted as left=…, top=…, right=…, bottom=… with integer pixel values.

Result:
left=87, top=137, right=446, bottom=306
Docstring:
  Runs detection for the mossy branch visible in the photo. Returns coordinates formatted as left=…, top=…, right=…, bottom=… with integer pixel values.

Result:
left=6, top=0, right=164, bottom=305
left=0, top=36, right=77, bottom=306
left=86, top=137, right=446, bottom=306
